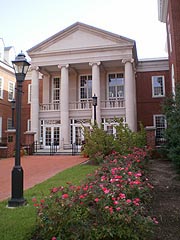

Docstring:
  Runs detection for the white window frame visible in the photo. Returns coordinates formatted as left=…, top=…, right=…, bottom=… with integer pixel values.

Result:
left=152, top=76, right=165, bottom=97
left=153, top=114, right=166, bottom=140
left=79, top=74, right=92, bottom=101
left=0, top=77, right=4, bottom=99
left=0, top=117, right=2, bottom=141
left=52, top=77, right=60, bottom=103
left=27, top=119, right=31, bottom=131
left=108, top=73, right=124, bottom=100
left=28, top=84, right=32, bottom=104
left=7, top=118, right=12, bottom=130
left=8, top=81, right=15, bottom=101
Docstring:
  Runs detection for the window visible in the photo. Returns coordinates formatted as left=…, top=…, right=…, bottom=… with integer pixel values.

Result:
left=28, top=84, right=32, bottom=103
left=7, top=118, right=12, bottom=130
left=27, top=119, right=31, bottom=131
left=52, top=77, right=60, bottom=103
left=0, top=77, right=4, bottom=99
left=152, top=76, right=165, bottom=97
left=154, top=115, right=166, bottom=144
left=108, top=73, right=124, bottom=99
left=80, top=75, right=92, bottom=100
left=8, top=81, right=15, bottom=101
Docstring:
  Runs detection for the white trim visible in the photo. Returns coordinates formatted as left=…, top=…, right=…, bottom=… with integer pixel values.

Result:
left=107, top=72, right=124, bottom=100
left=0, top=77, right=4, bottom=99
left=27, top=119, right=31, bottom=131
left=153, top=114, right=167, bottom=137
left=52, top=76, right=60, bottom=103
left=0, top=117, right=2, bottom=140
left=8, top=81, right=15, bottom=101
left=152, top=75, right=165, bottom=98
left=28, top=84, right=32, bottom=103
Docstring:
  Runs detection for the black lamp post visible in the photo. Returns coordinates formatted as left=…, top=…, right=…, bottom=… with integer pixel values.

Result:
left=11, top=99, right=16, bottom=129
left=8, top=52, right=30, bottom=207
left=92, top=94, right=97, bottom=125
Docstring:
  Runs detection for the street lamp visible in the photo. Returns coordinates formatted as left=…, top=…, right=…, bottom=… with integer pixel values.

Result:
left=8, top=52, right=30, bottom=207
left=92, top=94, right=97, bottom=125
left=11, top=99, right=16, bottom=129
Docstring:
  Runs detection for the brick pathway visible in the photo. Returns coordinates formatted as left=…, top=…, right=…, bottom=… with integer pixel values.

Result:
left=0, top=155, right=87, bottom=201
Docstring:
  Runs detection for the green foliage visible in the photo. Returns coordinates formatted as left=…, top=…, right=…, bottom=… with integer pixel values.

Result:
left=114, top=119, right=146, bottom=154
left=82, top=119, right=146, bottom=164
left=31, top=148, right=156, bottom=240
left=163, top=83, right=180, bottom=169
left=82, top=124, right=114, bottom=164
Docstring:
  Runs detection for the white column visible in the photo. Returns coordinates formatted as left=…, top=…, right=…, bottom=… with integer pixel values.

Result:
left=122, top=59, right=137, bottom=131
left=89, top=62, right=101, bottom=126
left=58, top=64, right=69, bottom=146
left=42, top=74, right=50, bottom=104
left=31, top=66, right=39, bottom=142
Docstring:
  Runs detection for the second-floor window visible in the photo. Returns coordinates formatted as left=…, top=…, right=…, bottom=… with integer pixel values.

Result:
left=108, top=73, right=124, bottom=99
left=80, top=75, right=92, bottom=100
left=0, top=77, right=3, bottom=99
left=28, top=84, right=32, bottom=103
left=8, top=81, right=15, bottom=101
left=152, top=76, right=165, bottom=97
left=52, top=77, right=60, bottom=103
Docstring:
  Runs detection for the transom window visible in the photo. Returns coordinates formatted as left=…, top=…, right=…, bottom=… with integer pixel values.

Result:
left=152, top=76, right=165, bottom=97
left=52, top=77, right=60, bottom=103
left=8, top=81, right=15, bottom=101
left=80, top=75, right=92, bottom=100
left=108, top=73, right=124, bottom=99
left=0, top=77, right=4, bottom=99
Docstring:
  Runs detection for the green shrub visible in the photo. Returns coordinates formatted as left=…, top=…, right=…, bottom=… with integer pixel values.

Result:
left=81, top=119, right=146, bottom=165
left=81, top=124, right=114, bottom=164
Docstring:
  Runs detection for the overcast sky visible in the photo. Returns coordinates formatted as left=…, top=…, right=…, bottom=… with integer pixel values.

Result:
left=0, top=0, right=167, bottom=59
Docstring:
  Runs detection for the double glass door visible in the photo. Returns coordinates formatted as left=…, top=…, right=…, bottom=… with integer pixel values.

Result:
left=44, top=126, right=60, bottom=147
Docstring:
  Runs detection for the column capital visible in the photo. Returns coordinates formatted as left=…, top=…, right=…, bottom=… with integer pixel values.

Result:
left=30, top=65, right=39, bottom=71
left=122, top=58, right=134, bottom=64
left=58, top=64, right=69, bottom=69
left=89, top=61, right=101, bottom=67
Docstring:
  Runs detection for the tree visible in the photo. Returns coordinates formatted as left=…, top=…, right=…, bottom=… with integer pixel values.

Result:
left=163, top=83, right=180, bottom=170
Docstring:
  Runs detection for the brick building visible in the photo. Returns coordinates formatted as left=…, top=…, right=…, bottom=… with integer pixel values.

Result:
left=158, top=0, right=180, bottom=92
left=0, top=39, right=16, bottom=142
left=19, top=22, right=169, bottom=151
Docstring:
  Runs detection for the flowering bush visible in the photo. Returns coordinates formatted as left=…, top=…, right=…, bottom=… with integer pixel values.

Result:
left=31, top=148, right=157, bottom=240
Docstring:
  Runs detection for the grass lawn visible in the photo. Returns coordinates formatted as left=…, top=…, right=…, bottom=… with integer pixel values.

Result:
left=0, top=164, right=97, bottom=240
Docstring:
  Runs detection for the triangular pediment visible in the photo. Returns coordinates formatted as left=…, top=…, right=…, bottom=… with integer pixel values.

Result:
left=28, top=22, right=135, bottom=54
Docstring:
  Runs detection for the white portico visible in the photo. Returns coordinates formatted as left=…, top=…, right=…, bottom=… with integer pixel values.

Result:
left=27, top=22, right=137, bottom=149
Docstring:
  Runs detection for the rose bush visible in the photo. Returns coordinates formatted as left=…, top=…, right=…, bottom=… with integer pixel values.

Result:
left=31, top=147, right=157, bottom=240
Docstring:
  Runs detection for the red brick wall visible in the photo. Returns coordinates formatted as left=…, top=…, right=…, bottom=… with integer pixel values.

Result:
left=136, top=70, right=170, bottom=129
left=167, top=0, right=180, bottom=83
left=21, top=79, right=43, bottom=143
left=0, top=67, right=16, bottom=139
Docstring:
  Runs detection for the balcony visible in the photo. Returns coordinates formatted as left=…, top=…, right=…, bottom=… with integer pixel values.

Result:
left=39, top=99, right=125, bottom=118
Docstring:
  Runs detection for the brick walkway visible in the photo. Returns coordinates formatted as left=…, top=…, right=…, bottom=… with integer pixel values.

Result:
left=0, top=155, right=87, bottom=201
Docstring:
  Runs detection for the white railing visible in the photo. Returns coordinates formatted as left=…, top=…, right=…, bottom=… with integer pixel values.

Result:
left=69, top=100, right=92, bottom=110
left=39, top=103, right=60, bottom=111
left=39, top=99, right=125, bottom=111
left=101, top=99, right=125, bottom=108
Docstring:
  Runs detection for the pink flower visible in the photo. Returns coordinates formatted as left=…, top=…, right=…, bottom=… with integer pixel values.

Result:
left=94, top=198, right=99, bottom=202
left=126, top=199, right=132, bottom=204
left=32, top=197, right=37, bottom=202
left=62, top=193, right=69, bottom=199
left=113, top=201, right=119, bottom=205
left=52, top=187, right=58, bottom=193
left=116, top=207, right=121, bottom=211
left=119, top=193, right=126, bottom=199
left=152, top=217, right=159, bottom=224
left=40, top=199, right=45, bottom=203
left=52, top=237, right=57, bottom=240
